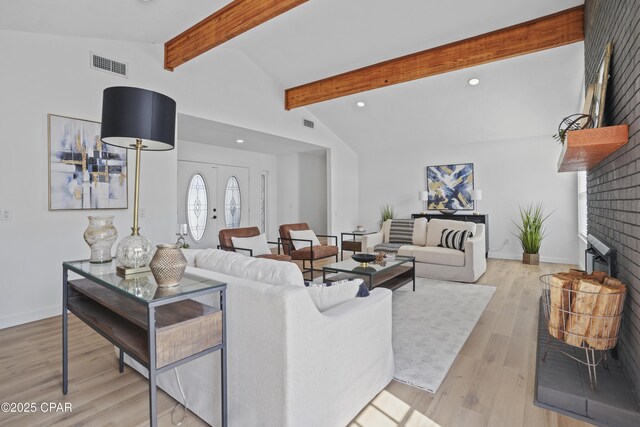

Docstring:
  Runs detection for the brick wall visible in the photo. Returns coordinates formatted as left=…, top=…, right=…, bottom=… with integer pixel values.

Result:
left=585, top=0, right=640, bottom=397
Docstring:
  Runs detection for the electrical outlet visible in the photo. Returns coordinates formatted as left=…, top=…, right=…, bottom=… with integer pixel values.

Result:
left=504, top=238, right=510, bottom=245
left=1, top=208, right=12, bottom=221
left=139, top=207, right=146, bottom=218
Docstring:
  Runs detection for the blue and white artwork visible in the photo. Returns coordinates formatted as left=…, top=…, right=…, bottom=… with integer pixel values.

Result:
left=426, top=163, right=474, bottom=211
left=48, top=114, right=128, bottom=211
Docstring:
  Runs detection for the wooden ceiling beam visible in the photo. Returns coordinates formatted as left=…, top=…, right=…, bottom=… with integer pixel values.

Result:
left=165, top=0, right=308, bottom=71
left=285, top=6, right=584, bottom=110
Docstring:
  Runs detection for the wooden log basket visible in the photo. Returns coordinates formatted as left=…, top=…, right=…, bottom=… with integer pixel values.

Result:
left=541, top=270, right=626, bottom=350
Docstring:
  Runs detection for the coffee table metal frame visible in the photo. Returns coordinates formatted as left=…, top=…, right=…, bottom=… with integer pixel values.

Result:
left=322, top=255, right=416, bottom=291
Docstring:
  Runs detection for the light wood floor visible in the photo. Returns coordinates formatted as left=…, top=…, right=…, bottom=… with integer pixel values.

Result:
left=0, top=259, right=594, bottom=427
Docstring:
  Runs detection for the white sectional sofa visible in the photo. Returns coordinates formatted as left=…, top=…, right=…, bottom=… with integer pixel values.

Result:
left=361, top=218, right=486, bottom=282
left=125, top=249, right=394, bottom=427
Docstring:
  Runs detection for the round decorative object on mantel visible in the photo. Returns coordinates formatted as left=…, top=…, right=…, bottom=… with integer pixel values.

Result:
left=83, top=216, right=118, bottom=264
left=149, top=244, right=188, bottom=287
left=439, top=209, right=457, bottom=214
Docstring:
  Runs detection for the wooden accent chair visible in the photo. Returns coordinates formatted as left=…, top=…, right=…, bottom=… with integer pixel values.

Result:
left=278, top=223, right=338, bottom=280
left=218, top=227, right=291, bottom=261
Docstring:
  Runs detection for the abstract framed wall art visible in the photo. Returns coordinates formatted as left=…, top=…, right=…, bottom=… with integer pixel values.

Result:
left=426, top=163, right=474, bottom=211
left=48, top=114, right=128, bottom=211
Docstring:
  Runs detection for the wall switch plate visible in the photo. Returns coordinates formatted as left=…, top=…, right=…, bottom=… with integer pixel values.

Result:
left=1, top=208, right=12, bottom=221
left=139, top=208, right=146, bottom=218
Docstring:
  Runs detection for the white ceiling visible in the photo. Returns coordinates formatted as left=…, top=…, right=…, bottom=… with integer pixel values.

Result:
left=0, top=0, right=231, bottom=44
left=228, top=0, right=583, bottom=88
left=0, top=0, right=586, bottom=154
left=178, top=114, right=326, bottom=155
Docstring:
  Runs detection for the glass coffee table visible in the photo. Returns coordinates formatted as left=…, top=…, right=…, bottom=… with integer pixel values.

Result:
left=322, top=255, right=415, bottom=291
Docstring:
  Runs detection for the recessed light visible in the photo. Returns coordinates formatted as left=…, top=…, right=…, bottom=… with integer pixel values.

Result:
left=356, top=101, right=365, bottom=108
left=468, top=78, right=480, bottom=86
left=236, top=139, right=244, bottom=143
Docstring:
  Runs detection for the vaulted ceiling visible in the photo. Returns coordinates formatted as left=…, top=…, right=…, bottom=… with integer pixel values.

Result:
left=0, top=0, right=585, bottom=153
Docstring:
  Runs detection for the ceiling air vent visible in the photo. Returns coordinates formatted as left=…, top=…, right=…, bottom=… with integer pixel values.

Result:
left=303, top=118, right=315, bottom=129
left=90, top=52, right=128, bottom=78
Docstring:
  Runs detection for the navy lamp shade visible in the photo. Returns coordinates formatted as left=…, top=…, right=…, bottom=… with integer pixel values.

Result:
left=100, top=86, right=177, bottom=272
left=100, top=86, right=176, bottom=150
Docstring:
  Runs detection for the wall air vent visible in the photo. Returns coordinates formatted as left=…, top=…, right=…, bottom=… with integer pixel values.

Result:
left=303, top=118, right=315, bottom=129
left=90, top=52, right=128, bottom=78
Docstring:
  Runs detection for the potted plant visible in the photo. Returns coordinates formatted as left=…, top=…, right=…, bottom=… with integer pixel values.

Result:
left=513, top=203, right=551, bottom=265
left=379, top=204, right=396, bottom=228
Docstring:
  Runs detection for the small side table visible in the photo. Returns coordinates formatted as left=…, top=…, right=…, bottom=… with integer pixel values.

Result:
left=341, top=230, right=376, bottom=260
left=62, top=260, right=227, bottom=427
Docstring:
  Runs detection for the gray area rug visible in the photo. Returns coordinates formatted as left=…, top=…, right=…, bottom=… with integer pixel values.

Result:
left=393, top=278, right=496, bottom=393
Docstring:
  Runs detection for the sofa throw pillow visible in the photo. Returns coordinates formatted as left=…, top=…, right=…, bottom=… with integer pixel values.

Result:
left=426, top=218, right=477, bottom=247
left=304, top=278, right=368, bottom=312
left=289, top=229, right=321, bottom=250
left=388, top=219, right=414, bottom=244
left=412, top=217, right=428, bottom=246
left=231, top=233, right=271, bottom=256
left=439, top=228, right=473, bottom=251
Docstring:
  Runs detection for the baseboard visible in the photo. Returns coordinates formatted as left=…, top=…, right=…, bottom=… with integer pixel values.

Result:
left=489, top=252, right=576, bottom=265
left=0, top=306, right=60, bottom=330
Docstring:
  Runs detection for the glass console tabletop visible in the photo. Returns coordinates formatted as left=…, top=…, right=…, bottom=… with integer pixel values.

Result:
left=63, top=260, right=225, bottom=305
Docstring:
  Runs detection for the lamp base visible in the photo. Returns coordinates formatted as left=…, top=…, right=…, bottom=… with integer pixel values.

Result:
left=116, top=233, right=152, bottom=270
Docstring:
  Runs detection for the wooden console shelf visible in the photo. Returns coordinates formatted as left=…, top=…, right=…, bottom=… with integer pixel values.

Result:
left=558, top=125, right=628, bottom=172
left=68, top=279, right=222, bottom=368
left=62, top=260, right=228, bottom=427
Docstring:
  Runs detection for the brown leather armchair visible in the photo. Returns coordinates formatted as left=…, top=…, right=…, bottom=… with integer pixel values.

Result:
left=278, top=223, right=338, bottom=280
left=218, top=227, right=291, bottom=261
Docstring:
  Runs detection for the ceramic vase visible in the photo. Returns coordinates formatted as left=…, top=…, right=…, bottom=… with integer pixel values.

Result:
left=149, top=244, right=187, bottom=287
left=83, top=216, right=118, bottom=263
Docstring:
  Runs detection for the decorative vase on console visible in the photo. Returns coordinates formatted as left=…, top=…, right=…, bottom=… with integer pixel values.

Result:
left=83, top=216, right=118, bottom=263
left=149, top=244, right=188, bottom=287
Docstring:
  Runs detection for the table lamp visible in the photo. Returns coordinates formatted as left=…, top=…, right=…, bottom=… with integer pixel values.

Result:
left=100, top=86, right=176, bottom=274
left=471, top=189, right=483, bottom=215
left=418, top=190, right=429, bottom=214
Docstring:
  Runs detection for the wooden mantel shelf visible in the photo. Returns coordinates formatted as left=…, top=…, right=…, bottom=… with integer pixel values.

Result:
left=558, top=125, right=629, bottom=172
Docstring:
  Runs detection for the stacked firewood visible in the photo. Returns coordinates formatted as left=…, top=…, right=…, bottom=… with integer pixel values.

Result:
left=548, top=269, right=626, bottom=350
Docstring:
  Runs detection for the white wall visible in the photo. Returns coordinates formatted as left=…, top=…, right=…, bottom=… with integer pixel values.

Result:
left=277, top=150, right=328, bottom=234
left=358, top=136, right=579, bottom=264
left=0, top=30, right=358, bottom=328
left=177, top=141, right=279, bottom=241
left=277, top=153, right=301, bottom=227
left=299, top=151, right=328, bottom=234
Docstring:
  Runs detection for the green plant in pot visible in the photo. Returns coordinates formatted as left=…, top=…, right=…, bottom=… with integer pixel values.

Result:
left=513, top=203, right=552, bottom=265
left=379, top=204, right=396, bottom=229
